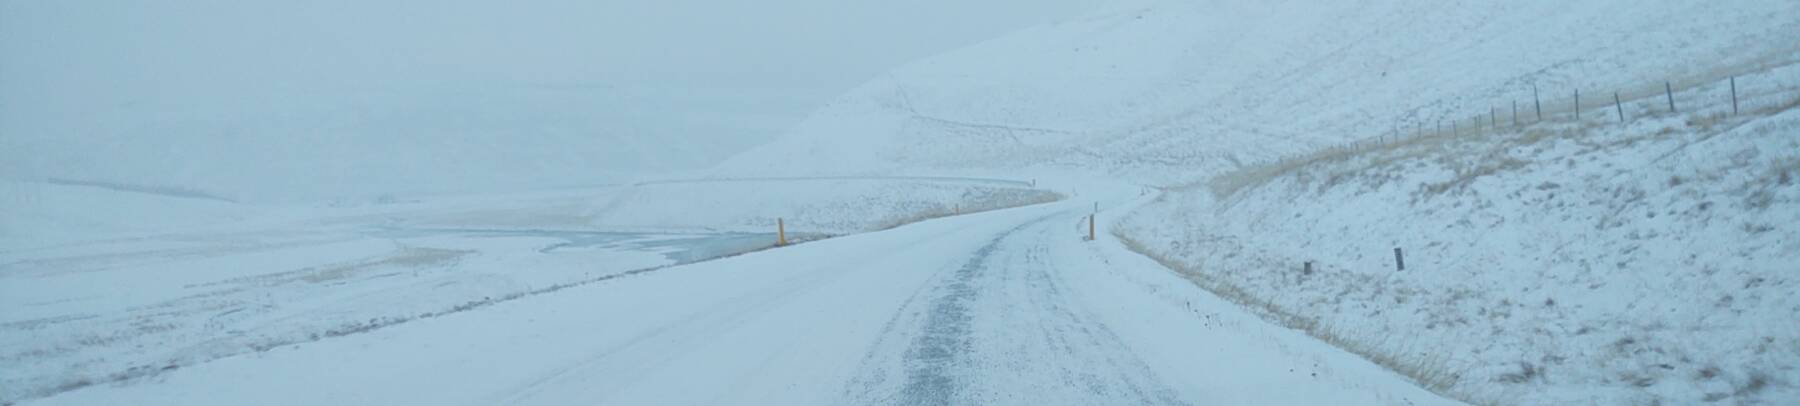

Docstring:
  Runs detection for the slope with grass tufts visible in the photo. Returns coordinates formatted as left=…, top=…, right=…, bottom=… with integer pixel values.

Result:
left=716, top=0, right=1800, bottom=404
left=1121, top=62, right=1800, bottom=404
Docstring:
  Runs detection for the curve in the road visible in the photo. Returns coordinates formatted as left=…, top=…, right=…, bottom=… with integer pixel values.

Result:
left=844, top=211, right=1185, bottom=405
left=29, top=193, right=1459, bottom=406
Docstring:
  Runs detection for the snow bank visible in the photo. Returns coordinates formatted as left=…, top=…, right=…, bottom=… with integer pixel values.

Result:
left=1121, top=65, right=1800, bottom=403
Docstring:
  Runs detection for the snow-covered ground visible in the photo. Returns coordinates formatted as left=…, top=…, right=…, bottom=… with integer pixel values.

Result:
left=710, top=0, right=1799, bottom=403
left=7, top=0, right=1798, bottom=404
left=21, top=191, right=1457, bottom=406
left=0, top=178, right=1054, bottom=403
left=723, top=0, right=1799, bottom=183
left=1121, top=63, right=1800, bottom=404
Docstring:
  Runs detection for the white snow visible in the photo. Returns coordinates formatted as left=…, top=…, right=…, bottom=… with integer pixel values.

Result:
left=711, top=0, right=1800, bottom=403
left=721, top=0, right=1799, bottom=182
left=6, top=0, right=1798, bottom=404
left=0, top=179, right=1053, bottom=402
left=24, top=195, right=1456, bottom=406
left=1119, top=65, right=1800, bottom=403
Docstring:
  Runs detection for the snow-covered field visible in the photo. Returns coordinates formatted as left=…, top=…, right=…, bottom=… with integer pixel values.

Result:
left=18, top=189, right=1457, bottom=406
left=0, top=179, right=1054, bottom=403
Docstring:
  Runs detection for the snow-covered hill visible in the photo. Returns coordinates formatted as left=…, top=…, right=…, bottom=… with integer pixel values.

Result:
left=721, top=0, right=1799, bottom=180
left=719, top=0, right=1800, bottom=404
left=1121, top=67, right=1800, bottom=403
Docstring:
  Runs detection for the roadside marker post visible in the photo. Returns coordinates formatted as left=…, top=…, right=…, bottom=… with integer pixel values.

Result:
left=1615, top=91, right=1624, bottom=122
left=778, top=218, right=787, bottom=246
left=1666, top=81, right=1676, bottom=113
left=1731, top=76, right=1739, bottom=115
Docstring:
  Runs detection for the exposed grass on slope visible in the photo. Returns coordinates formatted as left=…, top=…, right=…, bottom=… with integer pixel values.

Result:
left=868, top=188, right=1064, bottom=231
left=1114, top=231, right=1467, bottom=398
left=1207, top=57, right=1800, bottom=201
left=1128, top=63, right=1800, bottom=404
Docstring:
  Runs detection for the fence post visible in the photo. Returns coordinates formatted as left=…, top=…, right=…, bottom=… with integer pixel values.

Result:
left=1731, top=76, right=1739, bottom=115
left=1615, top=91, right=1624, bottom=122
left=1533, top=84, right=1543, bottom=121
left=1665, top=81, right=1676, bottom=113
left=1394, top=248, right=1405, bottom=271
left=1087, top=214, right=1096, bottom=241
left=1304, top=261, right=1313, bottom=275
left=1575, top=89, right=1581, bottom=120
left=1490, top=107, right=1497, bottom=131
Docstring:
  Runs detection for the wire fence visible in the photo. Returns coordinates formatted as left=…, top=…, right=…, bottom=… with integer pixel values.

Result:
left=1211, top=56, right=1800, bottom=198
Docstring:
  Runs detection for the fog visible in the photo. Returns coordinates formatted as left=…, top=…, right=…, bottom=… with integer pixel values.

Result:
left=0, top=0, right=1100, bottom=202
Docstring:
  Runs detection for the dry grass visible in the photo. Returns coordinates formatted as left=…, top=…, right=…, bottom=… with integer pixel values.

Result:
left=868, top=188, right=1063, bottom=231
left=1420, top=156, right=1530, bottom=196
left=1203, top=58, right=1800, bottom=202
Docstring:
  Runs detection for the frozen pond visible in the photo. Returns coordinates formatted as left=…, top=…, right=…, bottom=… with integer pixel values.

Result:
left=366, top=227, right=779, bottom=263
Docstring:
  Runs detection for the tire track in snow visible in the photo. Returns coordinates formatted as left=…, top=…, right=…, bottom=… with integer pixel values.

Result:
left=894, top=227, right=1014, bottom=405
left=495, top=209, right=1022, bottom=405
left=1009, top=237, right=1183, bottom=405
left=869, top=211, right=1181, bottom=404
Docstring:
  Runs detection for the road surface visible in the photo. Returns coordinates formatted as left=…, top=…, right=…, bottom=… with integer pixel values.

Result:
left=36, top=185, right=1457, bottom=405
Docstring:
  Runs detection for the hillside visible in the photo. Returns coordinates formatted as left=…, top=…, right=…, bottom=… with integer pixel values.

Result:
left=721, top=0, right=1798, bottom=179
left=717, top=0, right=1800, bottom=404
left=1122, top=68, right=1800, bottom=403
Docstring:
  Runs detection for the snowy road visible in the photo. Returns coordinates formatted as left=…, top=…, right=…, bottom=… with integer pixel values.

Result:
left=36, top=185, right=1457, bottom=405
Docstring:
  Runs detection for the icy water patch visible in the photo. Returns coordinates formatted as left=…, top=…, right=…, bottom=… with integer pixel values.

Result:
left=364, top=227, right=779, bottom=263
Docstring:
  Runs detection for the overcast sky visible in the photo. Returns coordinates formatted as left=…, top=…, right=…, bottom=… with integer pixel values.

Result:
left=2, top=0, right=1103, bottom=136
left=0, top=0, right=1105, bottom=201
